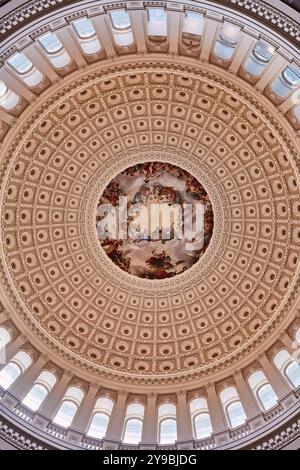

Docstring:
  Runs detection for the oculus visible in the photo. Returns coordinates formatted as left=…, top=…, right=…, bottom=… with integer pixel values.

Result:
left=96, top=162, right=214, bottom=279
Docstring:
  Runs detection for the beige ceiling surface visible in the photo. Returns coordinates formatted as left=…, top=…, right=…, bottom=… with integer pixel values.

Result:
left=0, top=61, right=300, bottom=387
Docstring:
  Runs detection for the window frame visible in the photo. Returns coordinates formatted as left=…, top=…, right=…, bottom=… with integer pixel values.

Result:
left=7, top=52, right=34, bottom=75
left=38, top=32, right=64, bottom=55
left=193, top=411, right=213, bottom=440
left=225, top=400, right=247, bottom=428
left=256, top=383, right=278, bottom=411
left=110, top=9, right=131, bottom=31
left=72, top=18, right=96, bottom=39
left=158, top=417, right=177, bottom=444
left=122, top=417, right=144, bottom=444
left=87, top=410, right=111, bottom=438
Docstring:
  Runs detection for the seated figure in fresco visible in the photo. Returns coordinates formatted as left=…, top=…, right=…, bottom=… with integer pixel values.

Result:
left=145, top=248, right=174, bottom=279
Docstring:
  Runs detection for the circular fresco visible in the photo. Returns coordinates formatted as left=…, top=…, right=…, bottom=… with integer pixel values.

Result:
left=96, top=162, right=214, bottom=279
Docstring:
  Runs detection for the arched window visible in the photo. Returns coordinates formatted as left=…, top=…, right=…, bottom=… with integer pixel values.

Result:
left=213, top=22, right=241, bottom=60
left=271, top=65, right=300, bottom=98
left=182, top=11, right=204, bottom=37
left=158, top=403, right=177, bottom=444
left=147, top=8, right=167, bottom=40
left=72, top=18, right=101, bottom=55
left=73, top=18, right=95, bottom=38
left=53, top=386, right=84, bottom=428
left=190, top=397, right=213, bottom=439
left=0, top=351, right=32, bottom=390
left=0, top=326, right=11, bottom=350
left=248, top=370, right=278, bottom=411
left=39, top=32, right=62, bottom=54
left=22, top=371, right=57, bottom=411
left=122, top=403, right=144, bottom=444
left=87, top=397, right=114, bottom=438
left=0, top=81, right=6, bottom=98
left=257, top=384, right=278, bottom=410
left=243, top=41, right=274, bottom=76
left=226, top=401, right=246, bottom=428
left=274, top=349, right=300, bottom=388
left=8, top=52, right=33, bottom=74
left=220, top=387, right=247, bottom=428
left=7, top=52, right=43, bottom=87
left=110, top=10, right=131, bottom=30
left=38, top=32, right=71, bottom=68
left=0, top=81, right=19, bottom=110
left=110, top=10, right=133, bottom=47
left=296, top=326, right=300, bottom=345
left=285, top=362, right=300, bottom=388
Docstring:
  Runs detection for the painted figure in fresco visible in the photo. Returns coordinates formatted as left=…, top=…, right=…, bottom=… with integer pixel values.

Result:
left=101, top=180, right=124, bottom=206
left=146, top=248, right=173, bottom=279
left=133, top=183, right=181, bottom=205
left=101, top=240, right=131, bottom=272
left=96, top=162, right=214, bottom=280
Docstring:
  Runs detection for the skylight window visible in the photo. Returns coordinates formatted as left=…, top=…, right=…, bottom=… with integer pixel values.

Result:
left=214, top=22, right=241, bottom=60
left=22, top=383, right=48, bottom=411
left=37, top=32, right=71, bottom=68
left=148, top=8, right=167, bottom=22
left=194, top=412, right=213, bottom=439
left=0, top=81, right=7, bottom=98
left=252, top=41, right=274, bottom=63
left=73, top=18, right=96, bottom=39
left=7, top=52, right=43, bottom=86
left=0, top=81, right=19, bottom=110
left=110, top=9, right=133, bottom=47
left=243, top=41, right=274, bottom=76
left=8, top=52, right=33, bottom=74
left=110, top=10, right=131, bottom=30
left=72, top=18, right=101, bottom=54
left=282, top=66, right=300, bottom=86
left=182, top=11, right=204, bottom=36
left=87, top=412, right=110, bottom=438
left=271, top=65, right=300, bottom=98
left=257, top=384, right=278, bottom=411
left=147, top=8, right=167, bottom=38
left=38, top=32, right=63, bottom=54
left=226, top=401, right=247, bottom=428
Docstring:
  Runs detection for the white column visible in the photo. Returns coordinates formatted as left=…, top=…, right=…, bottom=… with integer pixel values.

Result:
left=279, top=332, right=295, bottom=356
left=0, top=67, right=35, bottom=101
left=167, top=10, right=182, bottom=55
left=69, top=383, right=98, bottom=433
left=92, top=15, right=116, bottom=58
left=259, top=353, right=292, bottom=399
left=255, top=56, right=286, bottom=92
left=39, top=370, right=72, bottom=419
left=104, top=391, right=128, bottom=441
left=141, top=393, right=157, bottom=443
left=9, top=354, right=48, bottom=400
left=234, top=371, right=261, bottom=419
left=200, top=18, right=219, bottom=61
left=228, top=35, right=255, bottom=74
left=176, top=391, right=193, bottom=441
left=25, top=44, right=59, bottom=82
left=128, top=9, right=147, bottom=53
left=56, top=28, right=86, bottom=67
left=279, top=88, right=300, bottom=114
left=206, top=383, right=227, bottom=432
